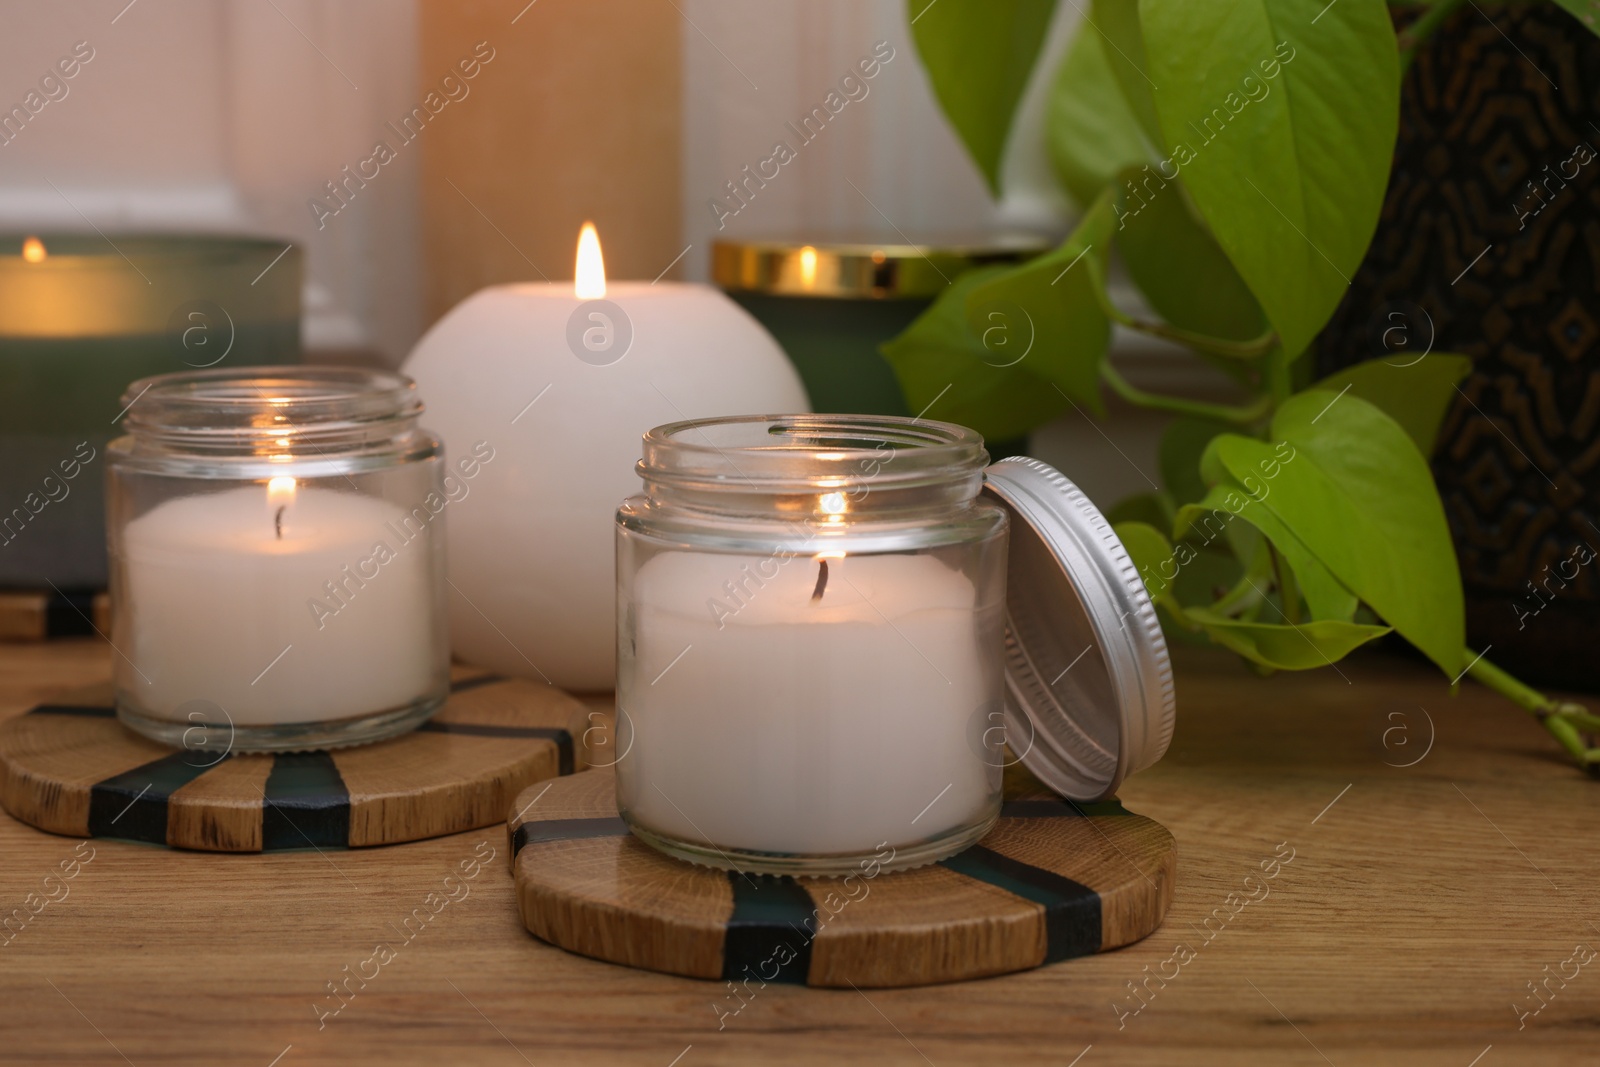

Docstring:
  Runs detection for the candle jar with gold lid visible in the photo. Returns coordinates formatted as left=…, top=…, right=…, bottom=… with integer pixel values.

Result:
left=615, top=414, right=1177, bottom=877
left=106, top=366, right=450, bottom=752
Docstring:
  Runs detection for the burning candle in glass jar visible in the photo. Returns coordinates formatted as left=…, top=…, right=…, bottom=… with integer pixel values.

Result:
left=616, top=441, right=1007, bottom=870
left=110, top=368, right=448, bottom=749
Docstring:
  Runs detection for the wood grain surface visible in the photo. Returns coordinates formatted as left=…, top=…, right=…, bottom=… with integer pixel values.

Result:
left=0, top=670, right=587, bottom=851
left=2, top=639, right=1598, bottom=1064
left=508, top=767, right=1175, bottom=987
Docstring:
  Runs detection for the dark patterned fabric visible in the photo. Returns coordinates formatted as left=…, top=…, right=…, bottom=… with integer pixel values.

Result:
left=1316, top=2, right=1600, bottom=690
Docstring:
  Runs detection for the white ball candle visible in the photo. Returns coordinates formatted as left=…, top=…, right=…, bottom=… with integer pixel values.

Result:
left=120, top=482, right=439, bottom=725
left=617, top=549, right=999, bottom=857
left=403, top=225, right=808, bottom=690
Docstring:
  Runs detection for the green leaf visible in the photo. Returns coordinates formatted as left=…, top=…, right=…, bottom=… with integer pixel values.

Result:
left=1115, top=167, right=1269, bottom=343
left=1177, top=480, right=1357, bottom=621
left=1551, top=0, right=1600, bottom=39
left=1207, top=390, right=1464, bottom=673
left=1092, top=0, right=1165, bottom=152
left=1185, top=607, right=1390, bottom=670
left=962, top=187, right=1118, bottom=410
left=1159, top=416, right=1232, bottom=506
left=908, top=0, right=1061, bottom=196
left=1138, top=0, right=1400, bottom=357
left=1313, top=353, right=1472, bottom=454
left=880, top=265, right=1071, bottom=439
left=1115, top=519, right=1385, bottom=668
left=1049, top=22, right=1150, bottom=208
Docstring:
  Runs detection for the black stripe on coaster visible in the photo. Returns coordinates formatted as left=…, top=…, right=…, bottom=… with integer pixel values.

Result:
left=511, top=816, right=628, bottom=856
left=450, top=674, right=507, bottom=694
left=419, top=722, right=575, bottom=774
left=940, top=844, right=1101, bottom=963
left=999, top=798, right=1130, bottom=819
left=45, top=589, right=98, bottom=638
left=261, top=752, right=350, bottom=851
left=86, top=751, right=229, bottom=844
left=722, top=873, right=815, bottom=985
left=29, top=704, right=115, bottom=718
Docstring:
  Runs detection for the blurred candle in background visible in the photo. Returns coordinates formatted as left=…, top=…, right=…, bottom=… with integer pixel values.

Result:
left=0, top=234, right=302, bottom=592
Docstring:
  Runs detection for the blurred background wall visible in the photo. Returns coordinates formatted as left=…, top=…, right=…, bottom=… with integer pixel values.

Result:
left=0, top=0, right=1221, bottom=508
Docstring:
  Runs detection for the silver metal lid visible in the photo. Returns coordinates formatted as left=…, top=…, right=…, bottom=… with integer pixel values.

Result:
left=982, top=457, right=1175, bottom=800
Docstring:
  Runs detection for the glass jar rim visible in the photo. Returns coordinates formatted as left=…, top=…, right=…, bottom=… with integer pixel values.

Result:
left=120, top=365, right=420, bottom=437
left=640, top=413, right=988, bottom=495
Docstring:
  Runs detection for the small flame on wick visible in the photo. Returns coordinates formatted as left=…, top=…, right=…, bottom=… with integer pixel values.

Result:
left=21, top=236, right=46, bottom=263
left=267, top=476, right=296, bottom=540
left=575, top=221, right=606, bottom=299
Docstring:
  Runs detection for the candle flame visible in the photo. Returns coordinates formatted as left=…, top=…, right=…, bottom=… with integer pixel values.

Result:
left=21, top=236, right=45, bottom=263
left=267, top=476, right=297, bottom=509
left=819, top=491, right=847, bottom=515
left=575, top=222, right=606, bottom=299
left=799, top=246, right=818, bottom=290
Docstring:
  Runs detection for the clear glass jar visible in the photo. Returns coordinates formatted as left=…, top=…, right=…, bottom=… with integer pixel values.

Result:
left=615, top=414, right=1009, bottom=876
left=106, top=366, right=450, bottom=752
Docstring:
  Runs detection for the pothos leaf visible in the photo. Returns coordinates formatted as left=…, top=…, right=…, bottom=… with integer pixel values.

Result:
left=1312, top=353, right=1472, bottom=455
left=880, top=187, right=1119, bottom=438
left=1139, top=0, right=1400, bottom=358
left=908, top=0, right=1062, bottom=196
left=1184, top=608, right=1390, bottom=670
left=1049, top=20, right=1150, bottom=208
left=963, top=185, right=1119, bottom=411
left=1205, top=389, right=1464, bottom=674
left=1116, top=519, right=1387, bottom=670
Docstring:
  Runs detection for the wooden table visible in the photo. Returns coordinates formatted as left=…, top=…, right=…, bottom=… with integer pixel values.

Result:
left=2, top=638, right=1595, bottom=1066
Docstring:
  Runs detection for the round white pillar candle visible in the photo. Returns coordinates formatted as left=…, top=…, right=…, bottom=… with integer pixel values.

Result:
left=119, top=484, right=439, bottom=725
left=617, top=549, right=1000, bottom=857
left=402, top=224, right=809, bottom=691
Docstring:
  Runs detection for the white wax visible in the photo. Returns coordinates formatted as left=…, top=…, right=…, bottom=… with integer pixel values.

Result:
left=119, top=485, right=440, bottom=725
left=617, top=550, right=1000, bottom=856
left=403, top=281, right=808, bottom=690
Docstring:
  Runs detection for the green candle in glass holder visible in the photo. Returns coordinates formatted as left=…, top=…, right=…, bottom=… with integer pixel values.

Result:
left=711, top=234, right=1046, bottom=453
left=0, top=234, right=302, bottom=590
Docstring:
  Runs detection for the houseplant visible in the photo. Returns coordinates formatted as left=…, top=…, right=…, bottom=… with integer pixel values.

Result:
left=885, top=0, right=1600, bottom=772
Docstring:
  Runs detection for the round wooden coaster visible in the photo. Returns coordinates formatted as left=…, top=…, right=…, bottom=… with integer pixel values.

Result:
left=0, top=670, right=588, bottom=852
left=509, top=766, right=1176, bottom=988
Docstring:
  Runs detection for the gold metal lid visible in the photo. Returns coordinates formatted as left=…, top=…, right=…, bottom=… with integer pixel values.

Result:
left=711, top=233, right=1050, bottom=300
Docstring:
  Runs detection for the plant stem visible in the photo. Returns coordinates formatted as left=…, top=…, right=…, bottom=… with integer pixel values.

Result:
left=1101, top=363, right=1273, bottom=426
left=1108, top=307, right=1279, bottom=362
left=1398, top=0, right=1469, bottom=70
left=1466, top=651, right=1600, bottom=774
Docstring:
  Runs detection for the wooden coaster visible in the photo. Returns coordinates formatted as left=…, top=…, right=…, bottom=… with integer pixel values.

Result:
left=0, top=589, right=110, bottom=641
left=509, top=767, right=1176, bottom=988
left=0, top=670, right=588, bottom=852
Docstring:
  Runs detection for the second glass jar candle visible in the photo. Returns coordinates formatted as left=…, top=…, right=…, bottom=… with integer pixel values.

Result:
left=615, top=415, right=1008, bottom=876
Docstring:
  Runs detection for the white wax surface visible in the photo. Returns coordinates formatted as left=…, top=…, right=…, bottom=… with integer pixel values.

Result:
left=617, top=550, right=1000, bottom=856
left=120, top=486, right=439, bottom=724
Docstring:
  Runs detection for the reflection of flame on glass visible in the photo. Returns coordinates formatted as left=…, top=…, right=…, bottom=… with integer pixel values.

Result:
left=799, top=245, right=818, bottom=290
left=575, top=221, right=606, bottom=299
left=21, top=236, right=45, bottom=263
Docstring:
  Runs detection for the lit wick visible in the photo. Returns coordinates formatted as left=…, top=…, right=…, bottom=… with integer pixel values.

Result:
left=267, top=475, right=296, bottom=543
left=811, top=559, right=829, bottom=602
